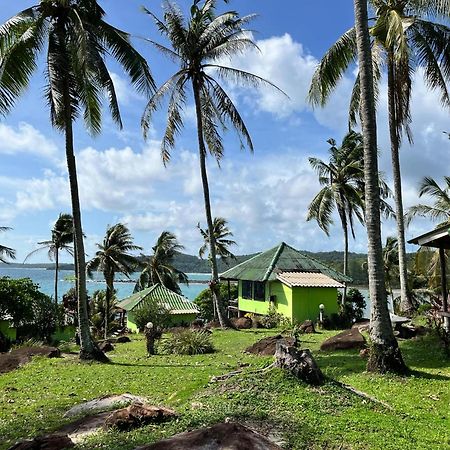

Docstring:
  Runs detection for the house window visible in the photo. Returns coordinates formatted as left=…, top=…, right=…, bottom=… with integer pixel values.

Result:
left=242, top=280, right=252, bottom=299
left=254, top=281, right=265, bottom=301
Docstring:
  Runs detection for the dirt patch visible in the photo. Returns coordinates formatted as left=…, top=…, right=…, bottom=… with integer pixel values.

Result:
left=0, top=346, right=60, bottom=374
left=136, top=422, right=282, bottom=450
left=245, top=335, right=294, bottom=356
left=320, top=328, right=366, bottom=351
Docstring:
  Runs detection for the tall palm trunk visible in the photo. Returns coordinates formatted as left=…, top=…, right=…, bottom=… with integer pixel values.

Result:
left=104, top=270, right=113, bottom=340
left=338, top=203, right=349, bottom=305
left=192, top=78, right=225, bottom=328
left=353, top=0, right=407, bottom=374
left=54, top=248, right=59, bottom=305
left=62, top=78, right=106, bottom=361
left=387, top=56, right=413, bottom=315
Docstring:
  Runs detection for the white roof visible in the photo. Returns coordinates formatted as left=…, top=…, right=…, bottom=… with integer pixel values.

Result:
left=277, top=271, right=344, bottom=288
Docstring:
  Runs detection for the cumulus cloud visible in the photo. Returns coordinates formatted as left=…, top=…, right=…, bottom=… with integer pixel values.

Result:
left=110, top=72, right=144, bottom=106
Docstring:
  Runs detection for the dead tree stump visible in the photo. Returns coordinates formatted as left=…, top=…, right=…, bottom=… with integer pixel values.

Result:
left=274, top=343, right=324, bottom=385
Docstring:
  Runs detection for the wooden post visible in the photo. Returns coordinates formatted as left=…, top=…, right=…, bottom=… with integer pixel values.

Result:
left=439, top=247, right=448, bottom=312
left=227, top=280, right=231, bottom=319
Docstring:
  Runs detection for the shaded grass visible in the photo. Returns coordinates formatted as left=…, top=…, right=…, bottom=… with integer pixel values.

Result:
left=0, top=329, right=449, bottom=449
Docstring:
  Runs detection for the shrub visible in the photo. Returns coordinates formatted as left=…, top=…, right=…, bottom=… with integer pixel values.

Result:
left=259, top=305, right=291, bottom=329
left=335, top=288, right=366, bottom=328
left=160, top=329, right=215, bottom=355
left=194, top=282, right=238, bottom=321
left=133, top=298, right=171, bottom=332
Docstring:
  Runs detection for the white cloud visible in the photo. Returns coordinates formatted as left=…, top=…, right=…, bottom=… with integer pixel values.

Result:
left=0, top=122, right=59, bottom=162
left=110, top=72, right=144, bottom=106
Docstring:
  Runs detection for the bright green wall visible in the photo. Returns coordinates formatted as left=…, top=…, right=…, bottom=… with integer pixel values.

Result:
left=126, top=312, right=197, bottom=333
left=291, top=287, right=338, bottom=323
left=269, top=281, right=292, bottom=319
left=0, top=320, right=16, bottom=340
left=238, top=280, right=271, bottom=315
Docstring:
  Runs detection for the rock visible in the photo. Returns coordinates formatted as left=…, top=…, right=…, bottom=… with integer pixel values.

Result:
left=274, top=343, right=324, bottom=385
left=104, top=403, right=176, bottom=431
left=298, top=320, right=315, bottom=334
left=116, top=336, right=131, bottom=343
left=63, top=393, right=148, bottom=418
left=232, top=317, right=252, bottom=330
left=245, top=335, right=294, bottom=356
left=191, top=319, right=204, bottom=329
left=98, top=342, right=115, bottom=352
left=136, top=422, right=282, bottom=450
left=352, top=320, right=370, bottom=333
left=8, top=434, right=74, bottom=450
left=359, top=348, right=370, bottom=359
left=320, top=328, right=366, bottom=351
left=0, top=347, right=60, bottom=375
left=57, top=412, right=111, bottom=444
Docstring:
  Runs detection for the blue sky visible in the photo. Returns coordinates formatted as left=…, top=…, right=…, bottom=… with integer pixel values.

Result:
left=0, top=0, right=448, bottom=262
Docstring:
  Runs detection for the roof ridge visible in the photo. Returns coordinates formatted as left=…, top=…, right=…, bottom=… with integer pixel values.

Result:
left=262, top=242, right=285, bottom=281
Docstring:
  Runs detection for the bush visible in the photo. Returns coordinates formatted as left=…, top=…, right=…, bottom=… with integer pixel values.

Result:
left=133, top=298, right=171, bottom=332
left=90, top=290, right=120, bottom=337
left=160, top=329, right=215, bottom=355
left=194, top=282, right=238, bottom=321
left=259, top=305, right=291, bottom=329
left=335, top=288, right=366, bottom=328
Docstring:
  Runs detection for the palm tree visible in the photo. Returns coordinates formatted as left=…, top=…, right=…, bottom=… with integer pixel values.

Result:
left=307, top=131, right=365, bottom=298
left=0, top=0, right=154, bottom=360
left=198, top=217, right=237, bottom=263
left=407, top=176, right=450, bottom=226
left=141, top=0, right=282, bottom=327
left=309, top=1, right=450, bottom=314
left=0, top=227, right=15, bottom=263
left=135, top=231, right=188, bottom=295
left=87, top=223, right=141, bottom=339
left=25, top=213, right=74, bottom=304
left=383, top=237, right=399, bottom=304
left=353, top=0, right=406, bottom=374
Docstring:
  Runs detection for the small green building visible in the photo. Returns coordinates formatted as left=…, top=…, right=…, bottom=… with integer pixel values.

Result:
left=117, top=284, right=199, bottom=332
left=221, top=242, right=350, bottom=324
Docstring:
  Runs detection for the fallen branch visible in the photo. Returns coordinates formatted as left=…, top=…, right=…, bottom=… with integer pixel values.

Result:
left=210, top=363, right=274, bottom=383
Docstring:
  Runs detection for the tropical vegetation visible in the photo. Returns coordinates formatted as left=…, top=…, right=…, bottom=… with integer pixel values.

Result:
left=198, top=217, right=237, bottom=263
left=135, top=231, right=188, bottom=295
left=141, top=0, right=282, bottom=328
left=25, top=213, right=73, bottom=303
left=0, top=227, right=15, bottom=263
left=87, top=223, right=141, bottom=339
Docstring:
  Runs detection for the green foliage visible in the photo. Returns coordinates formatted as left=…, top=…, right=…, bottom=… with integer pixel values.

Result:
left=194, top=283, right=237, bottom=321
left=330, top=288, right=367, bottom=328
left=258, top=304, right=291, bottom=329
left=160, top=329, right=215, bottom=355
left=0, top=226, right=16, bottom=263
left=133, top=298, right=171, bottom=332
left=89, top=290, right=119, bottom=337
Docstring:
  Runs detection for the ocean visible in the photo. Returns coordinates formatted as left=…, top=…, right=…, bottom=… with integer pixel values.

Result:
left=0, top=267, right=210, bottom=301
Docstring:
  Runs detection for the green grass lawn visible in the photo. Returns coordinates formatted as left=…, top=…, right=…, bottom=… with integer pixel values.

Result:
left=0, top=329, right=449, bottom=449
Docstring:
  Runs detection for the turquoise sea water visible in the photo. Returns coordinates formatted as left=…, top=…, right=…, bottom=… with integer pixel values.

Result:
left=0, top=267, right=210, bottom=301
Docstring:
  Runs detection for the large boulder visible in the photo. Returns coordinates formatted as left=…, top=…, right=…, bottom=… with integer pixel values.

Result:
left=275, top=343, right=324, bottom=385
left=320, top=328, right=366, bottom=351
left=245, top=335, right=294, bottom=356
left=232, top=317, right=252, bottom=330
left=298, top=320, right=315, bottom=334
left=8, top=434, right=74, bottom=450
left=104, top=403, right=176, bottom=431
left=98, top=341, right=115, bottom=353
left=116, top=336, right=131, bottom=343
left=136, top=422, right=282, bottom=450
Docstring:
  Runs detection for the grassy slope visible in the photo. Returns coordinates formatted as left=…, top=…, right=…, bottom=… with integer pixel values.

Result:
left=0, top=330, right=449, bottom=449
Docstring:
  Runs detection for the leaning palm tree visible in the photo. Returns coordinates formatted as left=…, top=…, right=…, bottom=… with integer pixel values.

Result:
left=0, top=227, right=16, bottom=263
left=141, top=0, right=282, bottom=327
left=25, top=213, right=74, bottom=304
left=309, top=0, right=450, bottom=314
left=198, top=217, right=237, bottom=263
left=0, top=0, right=154, bottom=360
left=87, top=223, right=141, bottom=339
left=352, top=0, right=406, bottom=374
left=135, top=231, right=188, bottom=295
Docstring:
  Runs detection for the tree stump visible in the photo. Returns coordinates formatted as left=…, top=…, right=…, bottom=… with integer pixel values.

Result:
left=274, top=343, right=324, bottom=385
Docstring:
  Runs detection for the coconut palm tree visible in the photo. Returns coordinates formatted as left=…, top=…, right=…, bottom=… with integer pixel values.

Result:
left=87, top=223, right=141, bottom=339
left=309, top=0, right=450, bottom=314
left=198, top=217, right=237, bottom=263
left=135, top=231, right=188, bottom=295
left=407, top=176, right=450, bottom=226
left=383, top=236, right=399, bottom=304
left=0, top=0, right=154, bottom=360
left=25, top=213, right=74, bottom=304
left=353, top=0, right=406, bottom=374
left=0, top=227, right=15, bottom=263
left=141, top=0, right=282, bottom=327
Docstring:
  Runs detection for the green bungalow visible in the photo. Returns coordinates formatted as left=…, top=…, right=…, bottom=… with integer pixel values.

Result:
left=117, top=284, right=199, bottom=332
left=220, top=242, right=351, bottom=324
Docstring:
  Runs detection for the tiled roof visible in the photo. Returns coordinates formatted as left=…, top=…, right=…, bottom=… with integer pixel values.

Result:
left=220, top=242, right=351, bottom=283
left=277, top=271, right=344, bottom=288
left=118, top=284, right=199, bottom=315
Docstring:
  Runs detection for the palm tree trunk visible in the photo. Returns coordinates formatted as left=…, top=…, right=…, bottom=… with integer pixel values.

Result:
left=104, top=271, right=113, bottom=340
left=54, top=249, right=59, bottom=305
left=192, top=78, right=225, bottom=328
left=387, top=56, right=413, bottom=315
left=62, top=79, right=106, bottom=362
left=353, top=0, right=407, bottom=374
left=338, top=205, right=349, bottom=305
